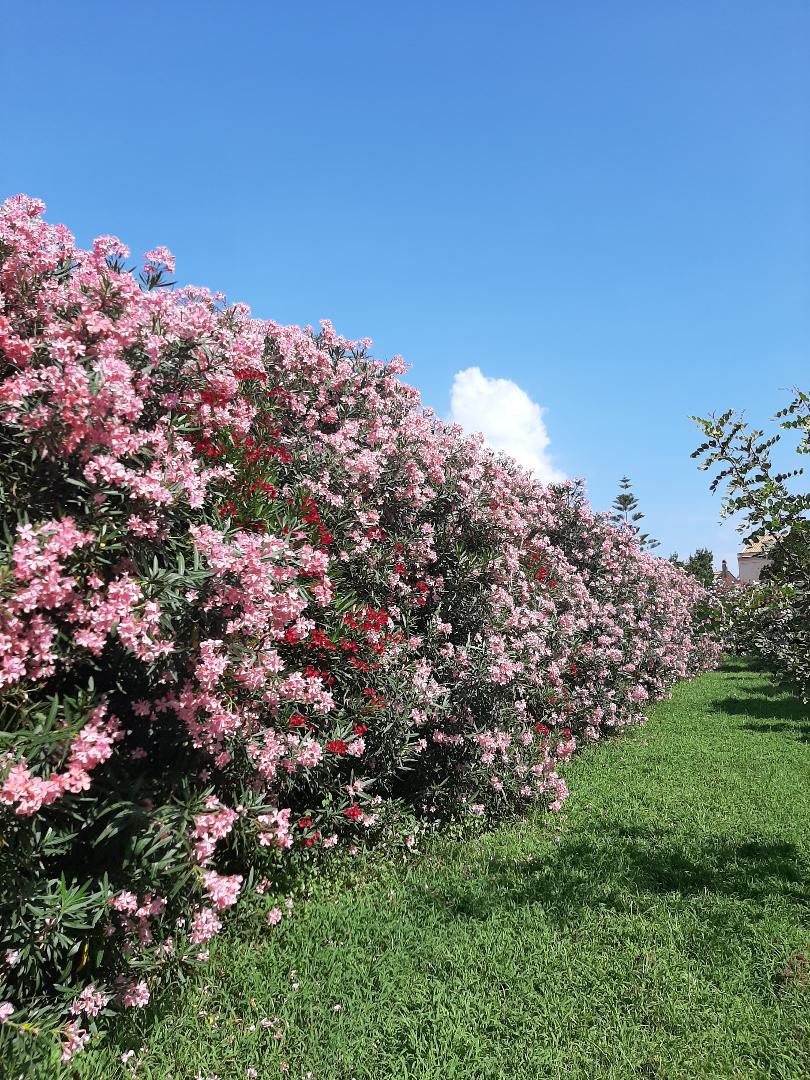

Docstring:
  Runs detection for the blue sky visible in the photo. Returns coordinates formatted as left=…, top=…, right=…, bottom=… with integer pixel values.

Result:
left=2, top=1, right=808, bottom=567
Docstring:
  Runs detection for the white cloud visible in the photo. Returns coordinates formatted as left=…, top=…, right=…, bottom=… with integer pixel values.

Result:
left=449, top=367, right=566, bottom=484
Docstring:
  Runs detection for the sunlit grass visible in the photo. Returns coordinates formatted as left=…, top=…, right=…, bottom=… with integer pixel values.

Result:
left=70, top=660, right=810, bottom=1079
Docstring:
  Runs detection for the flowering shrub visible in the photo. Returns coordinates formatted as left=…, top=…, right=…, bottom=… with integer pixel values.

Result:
left=0, top=195, right=718, bottom=1067
left=710, top=581, right=768, bottom=657
left=713, top=575, right=809, bottom=695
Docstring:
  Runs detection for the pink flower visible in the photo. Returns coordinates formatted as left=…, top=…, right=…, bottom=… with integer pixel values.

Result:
left=191, top=800, right=238, bottom=865
left=202, top=869, right=243, bottom=910
left=346, top=737, right=365, bottom=757
left=143, top=245, right=175, bottom=275
left=266, top=907, right=283, bottom=926
left=119, top=979, right=150, bottom=1009
left=110, top=891, right=139, bottom=913
left=60, top=1020, right=89, bottom=1061
left=71, top=984, right=111, bottom=1017
left=190, top=907, right=222, bottom=944
left=0, top=1002, right=14, bottom=1023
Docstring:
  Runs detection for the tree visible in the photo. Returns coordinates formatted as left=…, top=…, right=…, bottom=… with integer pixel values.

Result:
left=692, top=388, right=810, bottom=698
left=691, top=390, right=810, bottom=549
left=610, top=476, right=660, bottom=550
left=670, top=548, right=714, bottom=588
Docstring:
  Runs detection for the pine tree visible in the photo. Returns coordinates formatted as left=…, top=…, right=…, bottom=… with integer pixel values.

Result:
left=610, top=476, right=660, bottom=550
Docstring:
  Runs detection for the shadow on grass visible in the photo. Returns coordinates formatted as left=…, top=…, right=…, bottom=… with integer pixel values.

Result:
left=434, top=826, right=810, bottom=925
left=739, top=719, right=810, bottom=742
left=710, top=695, right=810, bottom=741
left=718, top=655, right=770, bottom=675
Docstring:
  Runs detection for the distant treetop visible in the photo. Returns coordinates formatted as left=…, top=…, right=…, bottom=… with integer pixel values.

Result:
left=610, top=476, right=660, bottom=551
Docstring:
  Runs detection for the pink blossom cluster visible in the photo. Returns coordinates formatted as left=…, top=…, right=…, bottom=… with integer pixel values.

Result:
left=0, top=513, right=171, bottom=690
left=0, top=704, right=121, bottom=815
left=202, top=869, right=243, bottom=910
left=109, top=890, right=168, bottom=948
left=191, top=797, right=239, bottom=864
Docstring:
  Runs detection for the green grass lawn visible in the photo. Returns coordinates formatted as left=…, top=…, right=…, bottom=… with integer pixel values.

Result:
left=71, top=660, right=810, bottom=1080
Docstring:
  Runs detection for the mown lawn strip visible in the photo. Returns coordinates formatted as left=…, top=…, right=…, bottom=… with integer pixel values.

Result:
left=75, top=660, right=810, bottom=1080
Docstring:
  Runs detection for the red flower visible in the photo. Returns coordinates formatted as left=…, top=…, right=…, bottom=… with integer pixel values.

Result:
left=297, top=817, right=313, bottom=829
left=233, top=367, right=267, bottom=381
left=343, top=804, right=363, bottom=821
left=353, top=723, right=368, bottom=736
left=301, top=496, right=320, bottom=524
left=534, top=723, right=550, bottom=735
left=200, top=387, right=229, bottom=407
left=326, top=739, right=347, bottom=755
left=289, top=713, right=307, bottom=728
left=309, top=629, right=335, bottom=650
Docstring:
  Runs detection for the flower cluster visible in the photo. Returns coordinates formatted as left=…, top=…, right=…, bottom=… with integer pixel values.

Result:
left=0, top=195, right=718, bottom=1066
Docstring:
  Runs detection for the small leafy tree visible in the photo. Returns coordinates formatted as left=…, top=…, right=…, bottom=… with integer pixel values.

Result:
left=610, top=476, right=660, bottom=550
left=669, top=548, right=714, bottom=589
left=692, top=389, right=810, bottom=697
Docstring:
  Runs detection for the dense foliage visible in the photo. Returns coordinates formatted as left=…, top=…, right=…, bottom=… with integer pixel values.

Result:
left=669, top=548, right=714, bottom=589
left=0, top=195, right=716, bottom=1067
left=693, top=390, right=809, bottom=699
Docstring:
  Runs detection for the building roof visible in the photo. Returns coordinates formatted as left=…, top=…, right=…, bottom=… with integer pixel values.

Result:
left=737, top=536, right=776, bottom=558
left=714, top=561, right=738, bottom=589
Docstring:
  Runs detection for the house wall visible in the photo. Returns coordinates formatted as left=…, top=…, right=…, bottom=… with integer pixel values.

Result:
left=738, top=554, right=769, bottom=583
